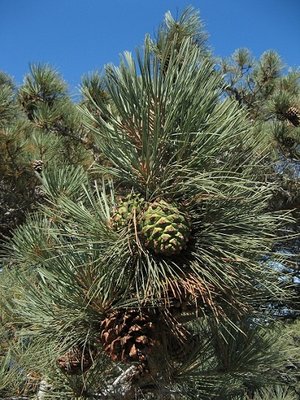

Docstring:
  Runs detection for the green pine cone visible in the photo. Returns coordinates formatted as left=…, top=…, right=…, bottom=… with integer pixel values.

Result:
left=140, top=200, right=191, bottom=256
left=111, top=193, right=144, bottom=231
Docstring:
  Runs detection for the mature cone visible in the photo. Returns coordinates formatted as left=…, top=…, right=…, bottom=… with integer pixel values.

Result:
left=57, top=346, right=94, bottom=375
left=285, top=106, right=300, bottom=127
left=140, top=200, right=191, bottom=256
left=100, top=309, right=156, bottom=363
left=32, top=159, right=44, bottom=174
left=111, top=193, right=144, bottom=231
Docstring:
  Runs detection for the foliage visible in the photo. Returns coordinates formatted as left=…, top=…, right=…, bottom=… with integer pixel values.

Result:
left=0, top=65, right=97, bottom=243
left=221, top=48, right=300, bottom=325
left=0, top=7, right=299, bottom=400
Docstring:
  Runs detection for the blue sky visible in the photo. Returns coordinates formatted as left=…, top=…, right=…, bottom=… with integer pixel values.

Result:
left=1, top=0, right=299, bottom=94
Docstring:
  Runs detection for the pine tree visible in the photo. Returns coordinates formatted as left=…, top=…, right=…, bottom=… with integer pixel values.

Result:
left=0, top=8, right=298, bottom=400
left=0, top=65, right=97, bottom=243
left=221, top=48, right=300, bottom=159
left=221, top=48, right=300, bottom=399
left=17, top=64, right=95, bottom=166
left=0, top=71, right=39, bottom=241
left=221, top=48, right=300, bottom=295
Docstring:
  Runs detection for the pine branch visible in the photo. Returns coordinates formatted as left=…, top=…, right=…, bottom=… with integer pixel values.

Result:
left=1, top=398, right=29, bottom=400
left=94, top=366, right=137, bottom=399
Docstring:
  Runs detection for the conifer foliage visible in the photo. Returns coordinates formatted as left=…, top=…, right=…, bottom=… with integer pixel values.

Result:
left=0, top=65, right=95, bottom=242
left=221, top=48, right=300, bottom=165
left=0, top=8, right=298, bottom=400
left=221, top=48, right=300, bottom=326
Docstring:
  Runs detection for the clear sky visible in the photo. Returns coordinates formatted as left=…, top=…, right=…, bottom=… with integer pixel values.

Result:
left=1, top=0, right=299, bottom=94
